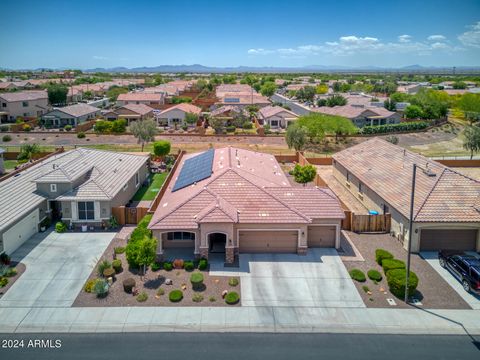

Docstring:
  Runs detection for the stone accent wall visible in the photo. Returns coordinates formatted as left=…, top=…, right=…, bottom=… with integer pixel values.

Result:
left=297, top=246, right=307, bottom=255
left=199, top=247, right=209, bottom=260
left=225, top=247, right=235, bottom=264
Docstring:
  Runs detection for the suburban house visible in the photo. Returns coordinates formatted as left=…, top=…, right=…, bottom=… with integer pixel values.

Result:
left=148, top=147, right=345, bottom=263
left=0, top=148, right=149, bottom=255
left=332, top=138, right=480, bottom=253
left=117, top=92, right=165, bottom=108
left=0, top=91, right=49, bottom=122
left=41, top=103, right=100, bottom=127
left=156, top=103, right=202, bottom=127
left=215, top=84, right=271, bottom=108
left=312, top=105, right=401, bottom=127
left=103, top=103, right=154, bottom=123
left=257, top=105, right=298, bottom=128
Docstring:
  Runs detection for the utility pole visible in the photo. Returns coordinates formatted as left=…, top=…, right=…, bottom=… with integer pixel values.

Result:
left=405, top=164, right=417, bottom=303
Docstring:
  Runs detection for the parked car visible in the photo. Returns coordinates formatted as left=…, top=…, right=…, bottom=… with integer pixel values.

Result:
left=438, top=251, right=480, bottom=294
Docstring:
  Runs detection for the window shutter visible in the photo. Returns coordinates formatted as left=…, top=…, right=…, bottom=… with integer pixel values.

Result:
left=94, top=201, right=100, bottom=220
left=71, top=201, right=77, bottom=220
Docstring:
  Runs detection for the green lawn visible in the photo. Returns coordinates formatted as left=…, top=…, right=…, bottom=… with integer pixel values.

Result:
left=3, top=160, right=19, bottom=171
left=132, top=172, right=168, bottom=201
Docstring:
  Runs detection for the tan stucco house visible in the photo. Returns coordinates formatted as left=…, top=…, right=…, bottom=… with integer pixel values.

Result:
left=0, top=91, right=49, bottom=123
left=258, top=105, right=299, bottom=129
left=149, top=147, right=345, bottom=263
left=332, top=138, right=480, bottom=253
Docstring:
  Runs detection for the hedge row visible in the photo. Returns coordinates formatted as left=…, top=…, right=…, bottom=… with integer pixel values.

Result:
left=360, top=121, right=429, bottom=135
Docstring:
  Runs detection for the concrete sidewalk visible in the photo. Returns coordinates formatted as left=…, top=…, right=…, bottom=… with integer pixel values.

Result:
left=1, top=306, right=480, bottom=335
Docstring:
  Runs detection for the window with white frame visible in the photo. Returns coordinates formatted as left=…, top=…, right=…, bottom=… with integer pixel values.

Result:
left=167, top=232, right=195, bottom=241
left=50, top=184, right=57, bottom=192
left=78, top=201, right=95, bottom=220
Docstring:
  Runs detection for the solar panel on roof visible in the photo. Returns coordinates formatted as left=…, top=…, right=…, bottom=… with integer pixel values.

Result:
left=224, top=98, right=240, bottom=103
left=172, top=148, right=214, bottom=192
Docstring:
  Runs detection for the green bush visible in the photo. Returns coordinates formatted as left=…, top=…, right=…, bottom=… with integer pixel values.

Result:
left=0, top=125, right=9, bottom=132
left=163, top=262, right=173, bottom=271
left=242, top=121, right=253, bottom=129
left=77, top=131, right=86, bottom=139
left=198, top=258, right=208, bottom=270
left=151, top=262, right=161, bottom=271
left=123, top=278, right=136, bottom=293
left=367, top=269, right=382, bottom=282
left=349, top=268, right=366, bottom=282
left=386, top=269, right=419, bottom=298
left=375, top=249, right=394, bottom=265
left=360, top=121, right=429, bottom=135
left=192, top=293, right=204, bottom=302
left=0, top=277, right=9, bottom=287
left=114, top=246, right=125, bottom=254
left=94, top=279, right=109, bottom=298
left=102, top=267, right=115, bottom=278
left=190, top=272, right=204, bottom=288
left=2, top=135, right=12, bottom=142
left=184, top=260, right=194, bottom=271
left=382, top=259, right=406, bottom=274
left=226, top=125, right=236, bottom=133
left=111, top=119, right=127, bottom=133
left=23, top=124, right=31, bottom=132
left=225, top=291, right=240, bottom=305
left=5, top=267, right=17, bottom=277
left=169, top=290, right=183, bottom=302
left=55, top=222, right=67, bottom=233
left=153, top=140, right=171, bottom=158
left=112, top=259, right=122, bottom=273
left=94, top=120, right=112, bottom=133
left=84, top=278, right=97, bottom=293
left=156, top=287, right=165, bottom=296
left=228, top=277, right=239, bottom=286
left=97, top=260, right=112, bottom=277
left=64, top=125, right=72, bottom=131
left=136, top=291, right=148, bottom=302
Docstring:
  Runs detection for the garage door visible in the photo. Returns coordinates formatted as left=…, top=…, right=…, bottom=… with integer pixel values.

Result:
left=420, top=229, right=477, bottom=251
left=239, top=230, right=298, bottom=253
left=2, top=210, right=39, bottom=255
left=308, top=226, right=336, bottom=247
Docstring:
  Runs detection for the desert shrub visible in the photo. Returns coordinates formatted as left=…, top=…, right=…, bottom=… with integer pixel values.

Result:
left=190, top=272, right=204, bottom=289
left=136, top=291, right=148, bottom=302
left=228, top=277, right=239, bottom=287
left=209, top=296, right=216, bottom=302
left=173, top=259, right=184, bottom=269
left=169, top=289, right=183, bottom=302
left=55, top=221, right=67, bottom=233
left=242, top=121, right=253, bottom=129
left=5, top=267, right=17, bottom=277
left=198, top=258, right=208, bottom=270
left=382, top=259, right=406, bottom=274
left=192, top=293, right=204, bottom=302
left=102, top=267, right=115, bottom=278
left=111, top=119, right=127, bottom=133
left=23, top=124, right=31, bottom=132
left=225, top=291, right=240, bottom=305
left=2, top=135, right=12, bottom=142
left=112, top=259, right=122, bottom=273
left=375, top=249, right=393, bottom=265
left=77, top=131, right=86, bottom=139
left=156, top=288, right=165, bottom=296
left=349, top=268, right=366, bottom=282
left=362, top=285, right=370, bottom=293
left=386, top=269, right=419, bottom=298
left=360, top=121, right=429, bottom=135
left=184, top=260, right=194, bottom=271
left=94, top=279, right=109, bottom=298
left=114, top=246, right=125, bottom=254
left=226, top=125, right=236, bottom=133
left=0, top=277, right=9, bottom=288
left=84, top=278, right=97, bottom=293
left=97, top=260, right=112, bottom=277
left=163, top=262, right=173, bottom=271
left=367, top=269, right=383, bottom=282
left=64, top=125, right=72, bottom=131
left=0, top=125, right=8, bottom=132
left=151, top=262, right=161, bottom=271
left=123, top=278, right=136, bottom=293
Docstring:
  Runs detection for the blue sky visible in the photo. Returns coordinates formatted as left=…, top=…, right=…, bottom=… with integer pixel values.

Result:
left=1, top=0, right=480, bottom=69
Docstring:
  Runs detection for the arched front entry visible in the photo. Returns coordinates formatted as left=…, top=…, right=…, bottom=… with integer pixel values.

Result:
left=208, top=232, right=227, bottom=253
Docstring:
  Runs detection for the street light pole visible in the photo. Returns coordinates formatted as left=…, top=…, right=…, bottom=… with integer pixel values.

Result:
left=405, top=163, right=417, bottom=303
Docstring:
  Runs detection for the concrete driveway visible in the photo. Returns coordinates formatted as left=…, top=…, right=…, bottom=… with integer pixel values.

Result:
left=421, top=251, right=480, bottom=310
left=0, top=231, right=115, bottom=308
left=210, top=249, right=365, bottom=308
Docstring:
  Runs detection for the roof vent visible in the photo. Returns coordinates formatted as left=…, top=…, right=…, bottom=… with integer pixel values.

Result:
left=422, top=163, right=436, bottom=177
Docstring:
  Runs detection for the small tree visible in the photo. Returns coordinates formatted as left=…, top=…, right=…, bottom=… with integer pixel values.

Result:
left=404, top=105, right=423, bottom=119
left=285, top=123, right=307, bottom=151
left=458, top=93, right=480, bottom=124
left=184, top=112, right=199, bottom=126
left=292, top=164, right=317, bottom=186
left=47, top=84, right=68, bottom=105
left=463, top=125, right=480, bottom=159
left=130, top=119, right=157, bottom=151
left=153, top=140, right=171, bottom=159
left=260, top=82, right=277, bottom=97
left=136, top=236, right=157, bottom=276
left=209, top=117, right=224, bottom=134
left=17, top=143, right=41, bottom=161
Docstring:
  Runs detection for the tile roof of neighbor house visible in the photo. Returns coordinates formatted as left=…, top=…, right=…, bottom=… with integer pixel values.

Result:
left=210, top=105, right=244, bottom=117
left=49, top=103, right=100, bottom=118
left=149, top=147, right=344, bottom=230
left=119, top=103, right=154, bottom=116
left=333, top=138, right=480, bottom=222
left=218, top=94, right=271, bottom=105
left=117, top=92, right=164, bottom=102
left=0, top=90, right=48, bottom=102
left=0, top=149, right=148, bottom=232
left=159, top=103, right=202, bottom=116
left=258, top=105, right=298, bottom=119
left=312, top=105, right=396, bottom=119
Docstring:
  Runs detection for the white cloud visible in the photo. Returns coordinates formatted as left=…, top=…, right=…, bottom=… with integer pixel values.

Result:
left=458, top=21, right=480, bottom=48
left=398, top=35, right=412, bottom=43
left=427, top=34, right=446, bottom=41
left=92, top=55, right=108, bottom=60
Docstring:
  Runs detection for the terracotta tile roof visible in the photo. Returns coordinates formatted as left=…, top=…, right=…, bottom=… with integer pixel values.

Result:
left=120, top=103, right=154, bottom=116
left=149, top=147, right=344, bottom=230
left=49, top=103, right=99, bottom=118
left=333, top=138, right=480, bottom=222
left=159, top=103, right=201, bottom=115
left=0, top=90, right=48, bottom=102
left=210, top=105, right=244, bottom=117
left=312, top=105, right=396, bottom=119
left=258, top=105, right=298, bottom=119
left=117, top=92, right=164, bottom=102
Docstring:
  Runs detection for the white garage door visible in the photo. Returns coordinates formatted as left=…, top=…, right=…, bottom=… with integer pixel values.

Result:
left=3, top=209, right=39, bottom=255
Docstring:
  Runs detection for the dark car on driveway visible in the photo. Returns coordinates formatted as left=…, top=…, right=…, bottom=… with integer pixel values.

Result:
left=438, top=251, right=480, bottom=294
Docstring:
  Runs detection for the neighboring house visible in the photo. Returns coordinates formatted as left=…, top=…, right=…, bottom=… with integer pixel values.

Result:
left=103, top=104, right=154, bottom=123
left=333, top=138, right=480, bottom=253
left=156, top=103, right=202, bottom=127
left=209, top=105, right=246, bottom=119
left=215, top=84, right=271, bottom=108
left=0, top=148, right=149, bottom=255
left=0, top=148, right=5, bottom=175
left=257, top=105, right=298, bottom=128
left=312, top=105, right=401, bottom=127
left=117, top=92, right=165, bottom=108
left=42, top=103, right=100, bottom=127
left=0, top=91, right=49, bottom=122
left=148, top=147, right=345, bottom=263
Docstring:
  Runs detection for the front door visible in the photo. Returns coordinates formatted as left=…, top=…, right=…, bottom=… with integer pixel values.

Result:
left=209, top=233, right=227, bottom=253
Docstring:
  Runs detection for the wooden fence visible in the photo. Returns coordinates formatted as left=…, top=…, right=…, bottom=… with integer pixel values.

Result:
left=9, top=118, right=38, bottom=132
left=351, top=213, right=391, bottom=233
left=111, top=206, right=149, bottom=225
left=75, top=119, right=96, bottom=133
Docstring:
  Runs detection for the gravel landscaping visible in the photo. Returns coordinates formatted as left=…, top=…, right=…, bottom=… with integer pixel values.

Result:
left=73, top=234, right=241, bottom=307
left=0, top=261, right=26, bottom=298
left=342, top=232, right=470, bottom=309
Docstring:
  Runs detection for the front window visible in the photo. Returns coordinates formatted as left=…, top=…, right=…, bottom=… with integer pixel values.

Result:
left=78, top=201, right=95, bottom=220
left=167, top=232, right=195, bottom=241
left=270, top=120, right=279, bottom=127
left=50, top=184, right=57, bottom=192
left=22, top=101, right=28, bottom=107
